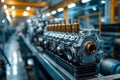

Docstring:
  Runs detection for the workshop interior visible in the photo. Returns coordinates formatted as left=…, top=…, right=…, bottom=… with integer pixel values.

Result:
left=0, top=0, right=119, bottom=80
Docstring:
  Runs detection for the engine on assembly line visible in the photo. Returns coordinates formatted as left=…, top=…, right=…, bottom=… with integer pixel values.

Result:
left=24, top=18, right=120, bottom=79
left=37, top=19, right=104, bottom=65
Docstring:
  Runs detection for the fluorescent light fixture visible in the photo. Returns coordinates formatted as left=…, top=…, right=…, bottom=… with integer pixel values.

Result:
left=68, top=3, right=76, bottom=8
left=26, top=6, right=31, bottom=11
left=23, top=11, right=28, bottom=16
left=1, top=0, right=4, bottom=3
left=81, top=0, right=91, bottom=3
left=54, top=18, right=62, bottom=21
left=51, top=10, right=57, bottom=15
left=92, top=7, right=97, bottom=11
left=101, top=0, right=105, bottom=4
left=42, top=14, right=46, bottom=18
left=11, top=6, right=15, bottom=9
left=57, top=8, right=64, bottom=12
left=46, top=12, right=51, bottom=16
left=3, top=5, right=7, bottom=9
left=54, top=18, right=59, bottom=21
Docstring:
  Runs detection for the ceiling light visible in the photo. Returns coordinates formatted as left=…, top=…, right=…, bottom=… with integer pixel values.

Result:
left=42, top=14, right=46, bottom=18
left=51, top=10, right=57, bottom=15
left=1, top=0, right=4, bottom=3
left=67, top=3, right=76, bottom=8
left=101, top=0, right=105, bottom=4
left=3, top=5, right=7, bottom=9
left=92, top=7, right=97, bottom=11
left=11, top=6, right=15, bottom=9
left=23, top=11, right=28, bottom=16
left=81, top=0, right=91, bottom=3
left=57, top=8, right=64, bottom=12
left=46, top=13, right=51, bottom=16
left=26, top=6, right=31, bottom=11
left=27, top=19, right=31, bottom=23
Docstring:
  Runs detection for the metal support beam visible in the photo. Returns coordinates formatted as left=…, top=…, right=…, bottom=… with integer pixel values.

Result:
left=78, top=12, right=102, bottom=30
left=5, top=8, right=36, bottom=17
left=110, top=0, right=119, bottom=23
left=63, top=7, right=68, bottom=22
left=98, top=13, right=102, bottom=31
left=105, top=0, right=110, bottom=23
left=0, top=1, right=49, bottom=8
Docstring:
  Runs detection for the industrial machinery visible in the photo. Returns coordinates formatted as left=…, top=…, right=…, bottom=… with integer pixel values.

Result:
left=95, top=23, right=120, bottom=59
left=100, top=58, right=120, bottom=75
left=95, top=23, right=120, bottom=76
left=21, top=17, right=120, bottom=79
left=39, top=19, right=103, bottom=64
left=25, top=17, right=46, bottom=46
left=27, top=19, right=105, bottom=79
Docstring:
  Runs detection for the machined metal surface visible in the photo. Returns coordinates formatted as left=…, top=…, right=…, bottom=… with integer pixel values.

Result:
left=21, top=35, right=68, bottom=80
left=25, top=18, right=109, bottom=79
left=39, top=28, right=102, bottom=64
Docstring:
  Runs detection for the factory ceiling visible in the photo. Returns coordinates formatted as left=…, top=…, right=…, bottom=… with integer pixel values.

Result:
left=0, top=0, right=105, bottom=25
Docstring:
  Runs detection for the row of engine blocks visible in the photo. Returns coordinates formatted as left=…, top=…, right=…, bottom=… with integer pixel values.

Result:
left=39, top=19, right=103, bottom=64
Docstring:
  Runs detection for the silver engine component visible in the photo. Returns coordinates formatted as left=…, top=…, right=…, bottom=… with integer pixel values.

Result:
left=39, top=29, right=103, bottom=64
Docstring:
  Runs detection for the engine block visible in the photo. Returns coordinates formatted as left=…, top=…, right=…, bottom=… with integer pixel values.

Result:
left=39, top=20, right=103, bottom=64
left=24, top=18, right=120, bottom=79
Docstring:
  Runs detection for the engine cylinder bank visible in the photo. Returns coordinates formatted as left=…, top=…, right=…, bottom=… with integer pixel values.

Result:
left=30, top=19, right=103, bottom=64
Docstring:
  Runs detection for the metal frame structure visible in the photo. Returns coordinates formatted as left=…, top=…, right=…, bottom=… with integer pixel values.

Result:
left=20, top=34, right=76, bottom=80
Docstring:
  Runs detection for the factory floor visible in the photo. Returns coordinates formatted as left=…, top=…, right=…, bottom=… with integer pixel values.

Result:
left=4, top=34, right=28, bottom=80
